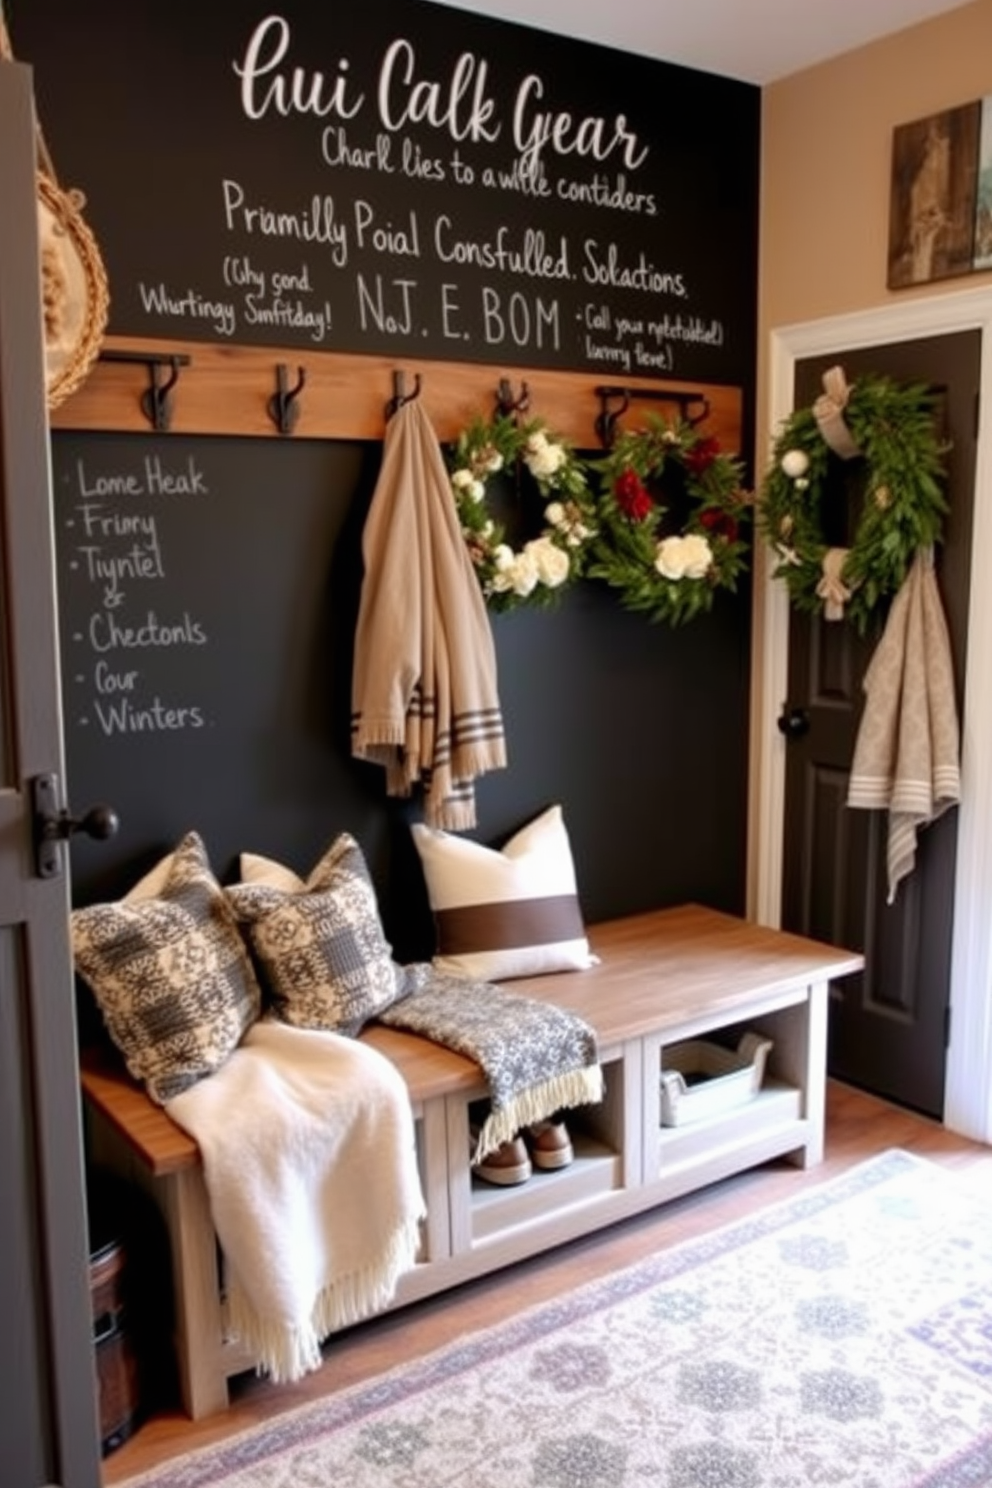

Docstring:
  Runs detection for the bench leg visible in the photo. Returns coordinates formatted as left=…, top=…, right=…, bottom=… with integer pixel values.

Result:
left=761, top=978, right=828, bottom=1169
left=85, top=1108, right=231, bottom=1420
left=158, top=1167, right=231, bottom=1420
left=799, top=979, right=828, bottom=1168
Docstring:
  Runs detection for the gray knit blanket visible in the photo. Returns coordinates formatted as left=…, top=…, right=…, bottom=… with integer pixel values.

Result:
left=378, top=964, right=603, bottom=1160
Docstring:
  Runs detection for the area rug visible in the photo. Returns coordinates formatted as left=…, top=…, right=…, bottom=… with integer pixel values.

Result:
left=121, top=1150, right=992, bottom=1488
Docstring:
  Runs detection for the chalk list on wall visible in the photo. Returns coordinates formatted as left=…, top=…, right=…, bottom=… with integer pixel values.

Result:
left=51, top=431, right=382, bottom=904
left=59, top=445, right=214, bottom=739
left=17, top=0, right=759, bottom=384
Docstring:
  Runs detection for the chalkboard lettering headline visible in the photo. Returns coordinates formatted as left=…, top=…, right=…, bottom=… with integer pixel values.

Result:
left=235, top=19, right=651, bottom=182
left=23, top=0, right=756, bottom=377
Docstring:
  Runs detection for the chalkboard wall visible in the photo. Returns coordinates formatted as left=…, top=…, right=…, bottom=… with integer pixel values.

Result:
left=53, top=430, right=751, bottom=956
left=19, top=0, right=759, bottom=950
left=13, top=0, right=759, bottom=384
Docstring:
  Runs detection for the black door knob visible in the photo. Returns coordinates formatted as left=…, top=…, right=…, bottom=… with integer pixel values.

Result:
left=31, top=773, right=120, bottom=878
left=777, top=706, right=811, bottom=739
left=60, top=804, right=120, bottom=842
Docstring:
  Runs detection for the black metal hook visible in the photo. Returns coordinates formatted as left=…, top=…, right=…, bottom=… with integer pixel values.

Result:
left=267, top=363, right=306, bottom=436
left=98, top=349, right=191, bottom=432
left=385, top=370, right=422, bottom=419
left=594, top=387, right=631, bottom=448
left=594, top=385, right=711, bottom=447
left=140, top=358, right=182, bottom=433
left=495, top=378, right=530, bottom=419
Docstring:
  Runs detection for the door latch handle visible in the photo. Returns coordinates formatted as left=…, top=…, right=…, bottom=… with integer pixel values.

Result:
left=777, top=706, right=811, bottom=739
left=31, top=773, right=119, bottom=879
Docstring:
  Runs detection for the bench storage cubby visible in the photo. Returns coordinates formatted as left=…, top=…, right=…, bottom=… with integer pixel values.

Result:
left=80, top=902, right=862, bottom=1420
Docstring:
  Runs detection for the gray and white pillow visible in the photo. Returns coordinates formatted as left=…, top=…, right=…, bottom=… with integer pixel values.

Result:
left=71, top=831, right=262, bottom=1105
left=226, top=833, right=401, bottom=1035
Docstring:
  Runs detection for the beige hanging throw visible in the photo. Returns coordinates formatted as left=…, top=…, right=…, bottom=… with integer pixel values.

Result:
left=2, top=15, right=110, bottom=410
left=813, top=365, right=862, bottom=460
left=847, top=548, right=961, bottom=904
left=351, top=395, right=508, bottom=831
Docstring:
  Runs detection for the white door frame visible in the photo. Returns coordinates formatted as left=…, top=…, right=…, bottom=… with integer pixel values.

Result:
left=748, top=284, right=992, bottom=1144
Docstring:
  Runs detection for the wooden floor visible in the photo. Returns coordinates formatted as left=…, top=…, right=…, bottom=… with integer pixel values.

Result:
left=102, top=1080, right=992, bottom=1484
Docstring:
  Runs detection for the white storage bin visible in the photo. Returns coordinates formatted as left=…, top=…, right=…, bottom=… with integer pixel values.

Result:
left=659, top=1031, right=773, bottom=1127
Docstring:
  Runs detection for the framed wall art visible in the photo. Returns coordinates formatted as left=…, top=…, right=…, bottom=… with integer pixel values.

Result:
left=887, top=96, right=992, bottom=289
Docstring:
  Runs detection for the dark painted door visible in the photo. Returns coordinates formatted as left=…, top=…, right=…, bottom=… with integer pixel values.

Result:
left=779, top=331, right=979, bottom=1118
left=0, top=60, right=102, bottom=1486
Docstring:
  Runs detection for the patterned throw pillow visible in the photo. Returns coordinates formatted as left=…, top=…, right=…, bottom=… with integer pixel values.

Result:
left=71, top=831, right=262, bottom=1105
left=226, top=833, right=401, bottom=1035
left=410, top=804, right=597, bottom=981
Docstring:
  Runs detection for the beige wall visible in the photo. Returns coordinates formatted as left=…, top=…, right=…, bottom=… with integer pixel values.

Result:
left=758, top=0, right=992, bottom=465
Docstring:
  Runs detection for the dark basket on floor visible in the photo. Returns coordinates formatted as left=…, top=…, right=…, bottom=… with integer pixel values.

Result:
left=89, top=1229, right=142, bottom=1456
left=87, top=1169, right=176, bottom=1455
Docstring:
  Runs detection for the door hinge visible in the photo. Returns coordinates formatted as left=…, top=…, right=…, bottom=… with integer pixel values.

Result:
left=944, top=1003, right=952, bottom=1050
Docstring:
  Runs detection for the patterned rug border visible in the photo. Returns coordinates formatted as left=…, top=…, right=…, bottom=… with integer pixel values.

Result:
left=119, top=1149, right=986, bottom=1488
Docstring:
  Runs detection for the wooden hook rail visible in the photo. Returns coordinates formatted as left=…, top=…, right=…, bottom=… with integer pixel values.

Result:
left=52, top=336, right=744, bottom=455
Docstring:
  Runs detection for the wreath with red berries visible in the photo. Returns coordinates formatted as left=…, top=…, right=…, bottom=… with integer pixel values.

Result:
left=589, top=417, right=752, bottom=625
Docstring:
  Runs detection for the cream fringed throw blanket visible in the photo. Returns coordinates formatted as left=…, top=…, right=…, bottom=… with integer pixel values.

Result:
left=380, top=964, right=604, bottom=1161
left=166, top=1020, right=425, bottom=1385
left=847, top=548, right=961, bottom=903
left=351, top=397, right=507, bottom=830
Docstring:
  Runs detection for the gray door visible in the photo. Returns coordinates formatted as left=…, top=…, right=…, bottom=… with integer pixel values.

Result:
left=779, top=331, right=980, bottom=1119
left=0, top=60, right=102, bottom=1486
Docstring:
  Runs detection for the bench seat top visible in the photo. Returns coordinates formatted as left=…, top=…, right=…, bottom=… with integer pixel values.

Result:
left=79, top=903, right=863, bottom=1178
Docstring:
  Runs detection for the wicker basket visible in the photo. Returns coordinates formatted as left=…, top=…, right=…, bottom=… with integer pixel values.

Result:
left=1, top=17, right=109, bottom=410
left=37, top=171, right=109, bottom=409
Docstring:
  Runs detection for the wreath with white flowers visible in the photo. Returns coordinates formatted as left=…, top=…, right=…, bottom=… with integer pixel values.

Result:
left=759, top=368, right=948, bottom=633
left=447, top=413, right=598, bottom=613
left=588, top=416, right=752, bottom=626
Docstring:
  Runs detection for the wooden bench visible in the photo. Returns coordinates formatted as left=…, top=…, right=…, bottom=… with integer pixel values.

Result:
left=80, top=903, right=863, bottom=1420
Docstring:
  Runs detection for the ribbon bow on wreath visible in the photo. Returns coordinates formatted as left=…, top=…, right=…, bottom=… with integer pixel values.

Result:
left=759, top=366, right=949, bottom=633
left=588, top=416, right=752, bottom=626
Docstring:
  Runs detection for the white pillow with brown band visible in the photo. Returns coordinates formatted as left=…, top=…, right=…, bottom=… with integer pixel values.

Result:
left=410, top=805, right=597, bottom=981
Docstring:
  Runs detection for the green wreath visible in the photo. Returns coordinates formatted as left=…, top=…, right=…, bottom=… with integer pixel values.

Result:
left=447, top=413, right=598, bottom=614
left=588, top=416, right=752, bottom=625
left=758, top=369, right=948, bottom=633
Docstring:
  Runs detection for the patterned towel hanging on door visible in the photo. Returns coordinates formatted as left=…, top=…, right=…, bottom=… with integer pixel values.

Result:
left=847, top=548, right=960, bottom=903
